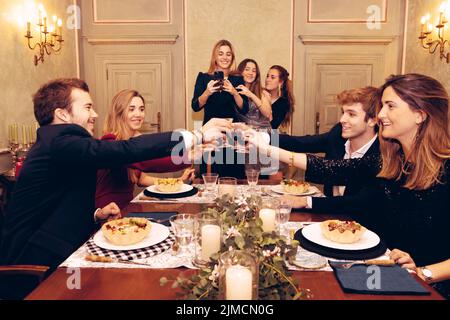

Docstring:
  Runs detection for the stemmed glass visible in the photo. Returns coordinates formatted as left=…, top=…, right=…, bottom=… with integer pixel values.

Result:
left=245, top=169, right=260, bottom=193
left=202, top=173, right=219, bottom=199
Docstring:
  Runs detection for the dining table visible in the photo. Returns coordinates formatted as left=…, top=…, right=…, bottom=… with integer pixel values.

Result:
left=26, top=180, right=444, bottom=300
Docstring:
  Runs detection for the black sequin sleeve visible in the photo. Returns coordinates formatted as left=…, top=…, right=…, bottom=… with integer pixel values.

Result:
left=305, top=154, right=381, bottom=186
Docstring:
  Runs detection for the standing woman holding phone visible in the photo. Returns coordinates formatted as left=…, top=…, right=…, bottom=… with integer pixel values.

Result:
left=191, top=40, right=249, bottom=177
left=191, top=39, right=249, bottom=124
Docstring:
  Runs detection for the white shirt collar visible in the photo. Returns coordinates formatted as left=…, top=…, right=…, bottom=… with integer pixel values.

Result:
left=344, top=134, right=377, bottom=159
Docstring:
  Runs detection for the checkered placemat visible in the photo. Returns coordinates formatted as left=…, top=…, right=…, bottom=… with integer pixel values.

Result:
left=86, top=232, right=176, bottom=260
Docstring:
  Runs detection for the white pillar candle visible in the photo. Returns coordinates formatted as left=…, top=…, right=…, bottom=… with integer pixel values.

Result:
left=226, top=265, right=253, bottom=300
left=259, top=208, right=276, bottom=232
left=201, top=224, right=221, bottom=261
left=218, top=184, right=236, bottom=198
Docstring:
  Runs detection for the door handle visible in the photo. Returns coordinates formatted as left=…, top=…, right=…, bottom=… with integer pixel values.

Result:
left=315, top=112, right=320, bottom=134
left=149, top=112, right=161, bottom=132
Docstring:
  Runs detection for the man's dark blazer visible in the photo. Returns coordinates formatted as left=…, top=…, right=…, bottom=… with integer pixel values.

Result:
left=278, top=123, right=380, bottom=197
left=0, top=124, right=184, bottom=268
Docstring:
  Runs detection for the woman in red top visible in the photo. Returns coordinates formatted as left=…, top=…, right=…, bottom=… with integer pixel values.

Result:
left=96, top=89, right=194, bottom=209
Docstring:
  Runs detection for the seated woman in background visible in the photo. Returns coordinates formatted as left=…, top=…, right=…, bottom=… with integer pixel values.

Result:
left=249, top=74, right=450, bottom=299
left=96, top=89, right=194, bottom=209
left=264, top=65, right=295, bottom=131
left=235, top=58, right=272, bottom=128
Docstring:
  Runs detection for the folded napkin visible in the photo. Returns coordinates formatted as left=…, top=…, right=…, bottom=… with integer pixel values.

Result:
left=127, top=212, right=176, bottom=227
left=329, top=261, right=430, bottom=295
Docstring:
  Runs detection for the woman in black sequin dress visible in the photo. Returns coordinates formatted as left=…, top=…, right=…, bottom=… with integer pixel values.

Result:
left=250, top=74, right=450, bottom=298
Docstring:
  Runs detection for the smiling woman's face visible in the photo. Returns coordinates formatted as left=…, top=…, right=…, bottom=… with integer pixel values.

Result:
left=215, top=45, right=233, bottom=70
left=126, top=96, right=145, bottom=132
left=378, top=86, right=423, bottom=146
left=242, top=62, right=257, bottom=85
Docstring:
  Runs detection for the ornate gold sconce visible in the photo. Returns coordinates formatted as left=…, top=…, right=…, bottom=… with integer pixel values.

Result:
left=25, top=4, right=63, bottom=66
left=418, top=2, right=450, bottom=63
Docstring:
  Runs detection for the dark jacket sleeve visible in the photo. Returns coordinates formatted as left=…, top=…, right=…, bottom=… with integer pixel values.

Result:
left=305, top=154, right=381, bottom=186
left=191, top=72, right=206, bottom=112
left=100, top=133, right=190, bottom=173
left=50, top=126, right=185, bottom=169
left=278, top=132, right=330, bottom=153
left=277, top=123, right=343, bottom=153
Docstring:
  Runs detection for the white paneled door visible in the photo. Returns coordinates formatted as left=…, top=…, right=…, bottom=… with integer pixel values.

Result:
left=106, top=63, right=162, bottom=134
left=315, top=64, right=372, bottom=134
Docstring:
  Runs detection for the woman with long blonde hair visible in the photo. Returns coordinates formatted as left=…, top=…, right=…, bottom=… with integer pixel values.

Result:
left=191, top=39, right=249, bottom=124
left=191, top=40, right=249, bottom=178
left=96, top=89, right=194, bottom=209
left=249, top=74, right=450, bottom=298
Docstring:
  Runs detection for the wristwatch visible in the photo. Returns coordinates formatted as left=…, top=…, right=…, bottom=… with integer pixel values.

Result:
left=419, top=267, right=433, bottom=283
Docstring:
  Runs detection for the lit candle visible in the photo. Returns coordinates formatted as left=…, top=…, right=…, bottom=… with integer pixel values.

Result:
left=428, top=22, right=434, bottom=33
left=38, top=4, right=43, bottom=25
left=57, top=19, right=62, bottom=39
left=225, top=265, right=253, bottom=300
left=26, top=21, right=31, bottom=37
left=14, top=123, right=18, bottom=144
left=22, top=125, right=27, bottom=145
left=259, top=208, right=276, bottom=232
left=201, top=224, right=221, bottom=261
left=27, top=126, right=32, bottom=145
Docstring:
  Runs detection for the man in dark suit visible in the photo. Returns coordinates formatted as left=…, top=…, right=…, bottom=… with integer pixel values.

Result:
left=0, top=78, right=228, bottom=271
left=277, top=86, right=380, bottom=210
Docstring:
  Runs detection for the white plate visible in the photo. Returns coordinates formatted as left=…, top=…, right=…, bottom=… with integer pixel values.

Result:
left=146, top=184, right=193, bottom=195
left=302, top=222, right=380, bottom=251
left=93, top=222, right=170, bottom=250
left=271, top=184, right=317, bottom=196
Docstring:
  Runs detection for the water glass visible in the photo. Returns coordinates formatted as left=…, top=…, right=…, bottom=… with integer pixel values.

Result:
left=276, top=200, right=292, bottom=237
left=218, top=177, right=237, bottom=199
left=202, top=173, right=219, bottom=198
left=245, top=169, right=260, bottom=192
left=169, top=214, right=195, bottom=256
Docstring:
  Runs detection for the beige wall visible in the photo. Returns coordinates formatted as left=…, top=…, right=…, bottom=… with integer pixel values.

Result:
left=0, top=0, right=78, bottom=147
left=185, top=0, right=292, bottom=129
left=404, top=0, right=450, bottom=93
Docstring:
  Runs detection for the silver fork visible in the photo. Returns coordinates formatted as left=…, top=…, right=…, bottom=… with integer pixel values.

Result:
left=337, top=259, right=396, bottom=269
left=147, top=217, right=170, bottom=224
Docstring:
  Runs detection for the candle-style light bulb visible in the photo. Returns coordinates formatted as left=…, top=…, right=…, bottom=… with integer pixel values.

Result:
left=57, top=18, right=63, bottom=39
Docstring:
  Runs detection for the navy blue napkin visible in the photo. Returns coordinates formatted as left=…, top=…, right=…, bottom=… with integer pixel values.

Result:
left=126, top=212, right=177, bottom=227
left=329, top=261, right=430, bottom=295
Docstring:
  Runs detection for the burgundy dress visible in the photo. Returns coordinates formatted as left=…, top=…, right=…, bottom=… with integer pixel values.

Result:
left=95, top=133, right=189, bottom=209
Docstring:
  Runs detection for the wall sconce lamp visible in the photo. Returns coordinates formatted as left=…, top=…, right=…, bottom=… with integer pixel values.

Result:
left=418, top=2, right=450, bottom=63
left=25, top=4, right=64, bottom=66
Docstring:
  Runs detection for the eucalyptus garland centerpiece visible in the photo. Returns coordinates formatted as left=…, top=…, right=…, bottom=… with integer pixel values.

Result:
left=160, top=195, right=312, bottom=300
